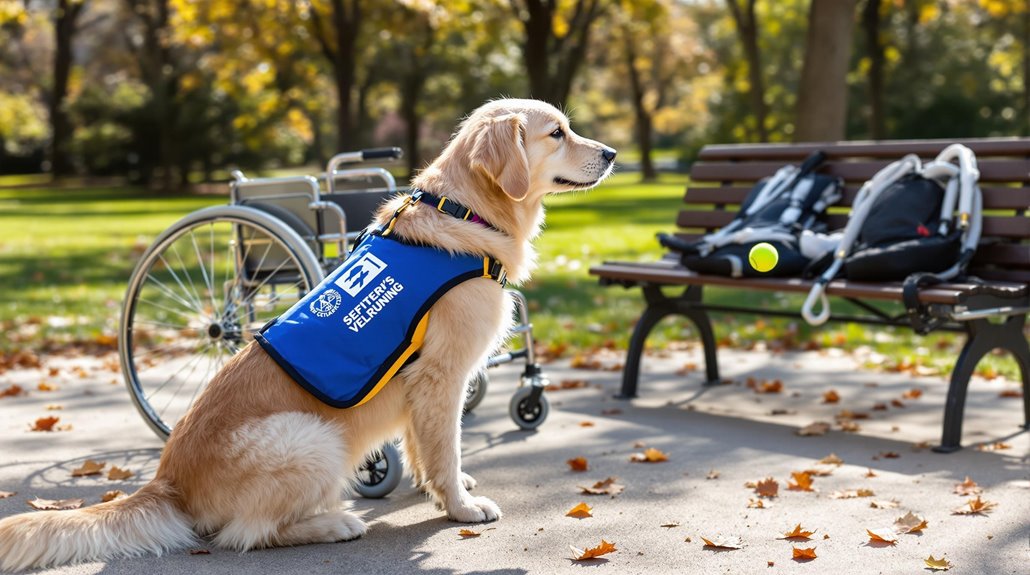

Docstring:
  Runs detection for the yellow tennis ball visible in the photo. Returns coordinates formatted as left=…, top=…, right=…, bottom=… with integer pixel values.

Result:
left=748, top=242, right=779, bottom=273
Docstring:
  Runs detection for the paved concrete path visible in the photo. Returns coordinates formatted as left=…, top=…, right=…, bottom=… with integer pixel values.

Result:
left=0, top=347, right=1027, bottom=574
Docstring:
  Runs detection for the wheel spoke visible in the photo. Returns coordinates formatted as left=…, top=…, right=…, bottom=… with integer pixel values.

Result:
left=156, top=252, right=205, bottom=313
left=190, top=230, right=219, bottom=319
left=144, top=273, right=205, bottom=316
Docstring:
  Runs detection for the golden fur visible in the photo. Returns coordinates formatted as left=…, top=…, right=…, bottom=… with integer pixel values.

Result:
left=0, top=98, right=615, bottom=570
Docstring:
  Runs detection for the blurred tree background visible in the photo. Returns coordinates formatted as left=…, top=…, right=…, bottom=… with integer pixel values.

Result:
left=0, top=0, right=1027, bottom=185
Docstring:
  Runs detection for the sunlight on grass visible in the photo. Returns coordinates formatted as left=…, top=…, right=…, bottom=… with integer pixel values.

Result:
left=0, top=174, right=1018, bottom=380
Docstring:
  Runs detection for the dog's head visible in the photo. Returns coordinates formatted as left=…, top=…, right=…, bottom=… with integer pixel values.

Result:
left=459, top=99, right=616, bottom=202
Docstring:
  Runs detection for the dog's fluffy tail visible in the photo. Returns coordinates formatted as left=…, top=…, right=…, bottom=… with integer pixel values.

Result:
left=0, top=479, right=196, bottom=571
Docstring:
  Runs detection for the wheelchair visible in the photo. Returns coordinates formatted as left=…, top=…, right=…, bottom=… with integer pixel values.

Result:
left=118, top=148, right=551, bottom=499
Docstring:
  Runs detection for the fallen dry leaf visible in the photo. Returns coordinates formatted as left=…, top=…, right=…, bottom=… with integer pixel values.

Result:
left=924, top=555, right=952, bottom=571
left=570, top=539, right=617, bottom=560
left=71, top=460, right=106, bottom=477
left=803, top=465, right=835, bottom=477
left=566, top=502, right=593, bottom=519
left=579, top=477, right=624, bottom=496
left=869, top=499, right=900, bottom=509
left=902, top=388, right=923, bottom=400
left=45, top=404, right=63, bottom=411
left=27, top=497, right=85, bottom=511
left=579, top=421, right=595, bottom=427
left=865, top=468, right=878, bottom=478
left=0, top=490, right=15, bottom=499
left=792, top=546, right=817, bottom=560
left=838, top=421, right=861, bottom=433
left=567, top=457, right=589, bottom=472
left=781, top=524, right=816, bottom=540
left=998, top=389, right=1022, bottom=398
left=36, top=382, right=57, bottom=392
left=701, top=535, right=743, bottom=550
left=757, top=380, right=783, bottom=393
left=600, top=408, right=623, bottom=416
left=831, top=488, right=875, bottom=499
left=107, top=466, right=133, bottom=481
left=866, top=527, right=898, bottom=544
left=746, top=498, right=769, bottom=509
left=819, top=453, right=843, bottom=466
left=836, top=409, right=870, bottom=420
left=1, top=384, right=24, bottom=398
left=458, top=528, right=482, bottom=538
left=952, top=496, right=997, bottom=515
left=872, top=402, right=888, bottom=411
left=629, top=447, right=668, bottom=463
left=787, top=472, right=814, bottom=492
left=30, top=416, right=60, bottom=432
left=706, top=469, right=720, bottom=480
left=101, top=490, right=127, bottom=503
left=976, top=442, right=1011, bottom=452
left=953, top=476, right=981, bottom=496
left=878, top=451, right=900, bottom=459
left=752, top=477, right=779, bottom=498
left=894, top=511, right=927, bottom=534
left=822, top=390, right=840, bottom=403
left=891, top=399, right=906, bottom=408
left=660, top=521, right=680, bottom=528
left=797, top=421, right=831, bottom=436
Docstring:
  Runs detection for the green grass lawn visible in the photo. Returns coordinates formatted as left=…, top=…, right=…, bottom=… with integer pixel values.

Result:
left=0, top=173, right=1018, bottom=379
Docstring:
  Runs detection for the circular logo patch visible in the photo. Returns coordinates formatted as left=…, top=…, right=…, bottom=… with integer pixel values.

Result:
left=310, top=288, right=342, bottom=318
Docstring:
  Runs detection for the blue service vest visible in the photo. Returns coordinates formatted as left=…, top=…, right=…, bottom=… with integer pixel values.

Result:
left=256, top=234, right=501, bottom=408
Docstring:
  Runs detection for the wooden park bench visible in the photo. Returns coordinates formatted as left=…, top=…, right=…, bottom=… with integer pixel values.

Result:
left=589, top=138, right=1030, bottom=453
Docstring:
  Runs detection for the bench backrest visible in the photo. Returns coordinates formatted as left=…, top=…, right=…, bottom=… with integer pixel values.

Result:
left=681, top=138, right=1030, bottom=284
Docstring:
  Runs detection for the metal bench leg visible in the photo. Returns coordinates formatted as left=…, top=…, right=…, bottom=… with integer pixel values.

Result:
left=617, top=285, right=721, bottom=399
left=618, top=303, right=676, bottom=399
left=684, top=307, right=721, bottom=386
left=934, top=315, right=1029, bottom=453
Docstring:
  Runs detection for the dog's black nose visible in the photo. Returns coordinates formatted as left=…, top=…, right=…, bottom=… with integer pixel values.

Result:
left=601, top=148, right=617, bottom=164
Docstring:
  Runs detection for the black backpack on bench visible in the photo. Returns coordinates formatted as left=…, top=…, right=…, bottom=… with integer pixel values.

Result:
left=801, top=145, right=984, bottom=332
left=658, top=151, right=843, bottom=278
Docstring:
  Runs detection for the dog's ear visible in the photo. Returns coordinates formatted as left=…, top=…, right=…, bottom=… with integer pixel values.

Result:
left=469, top=113, right=530, bottom=201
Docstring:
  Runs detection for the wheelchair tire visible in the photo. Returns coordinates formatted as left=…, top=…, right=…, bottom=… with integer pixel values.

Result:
left=509, top=386, right=549, bottom=430
left=463, top=372, right=488, bottom=414
left=119, top=205, right=324, bottom=441
left=354, top=442, right=403, bottom=499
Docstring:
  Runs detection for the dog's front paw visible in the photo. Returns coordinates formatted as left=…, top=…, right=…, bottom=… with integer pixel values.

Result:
left=448, top=496, right=501, bottom=523
left=460, top=472, right=477, bottom=491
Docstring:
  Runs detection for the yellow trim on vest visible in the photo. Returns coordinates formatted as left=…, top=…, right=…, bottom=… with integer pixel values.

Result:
left=350, top=311, right=430, bottom=407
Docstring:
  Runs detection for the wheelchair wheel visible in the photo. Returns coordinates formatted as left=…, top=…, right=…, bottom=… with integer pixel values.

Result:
left=463, top=372, right=488, bottom=414
left=509, top=386, right=549, bottom=430
left=119, top=205, right=323, bottom=440
left=354, top=442, right=403, bottom=499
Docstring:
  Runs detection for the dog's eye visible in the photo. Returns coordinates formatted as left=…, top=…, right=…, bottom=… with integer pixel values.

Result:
left=549, top=128, right=564, bottom=139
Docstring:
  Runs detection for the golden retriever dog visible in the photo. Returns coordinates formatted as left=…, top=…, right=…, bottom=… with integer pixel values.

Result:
left=0, top=98, right=616, bottom=570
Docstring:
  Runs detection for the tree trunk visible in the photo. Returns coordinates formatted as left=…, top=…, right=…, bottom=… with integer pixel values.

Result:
left=330, top=0, right=360, bottom=152
left=794, top=0, right=858, bottom=142
left=516, top=0, right=603, bottom=108
left=727, top=0, right=768, bottom=142
left=862, top=0, right=885, bottom=139
left=622, top=30, right=655, bottom=181
left=49, top=0, right=82, bottom=177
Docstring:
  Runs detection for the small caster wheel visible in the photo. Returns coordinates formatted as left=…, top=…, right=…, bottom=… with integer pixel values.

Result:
left=509, top=386, right=549, bottom=430
left=464, top=372, right=488, bottom=414
left=354, top=442, right=403, bottom=498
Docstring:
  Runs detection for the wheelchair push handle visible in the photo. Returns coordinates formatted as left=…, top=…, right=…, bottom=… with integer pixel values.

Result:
left=361, top=147, right=403, bottom=161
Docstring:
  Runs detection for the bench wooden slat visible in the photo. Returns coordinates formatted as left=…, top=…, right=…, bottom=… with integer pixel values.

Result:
left=589, top=261, right=1028, bottom=304
left=697, top=139, right=1030, bottom=161
left=685, top=185, right=1030, bottom=211
left=676, top=210, right=1029, bottom=238
left=690, top=159, right=1030, bottom=184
